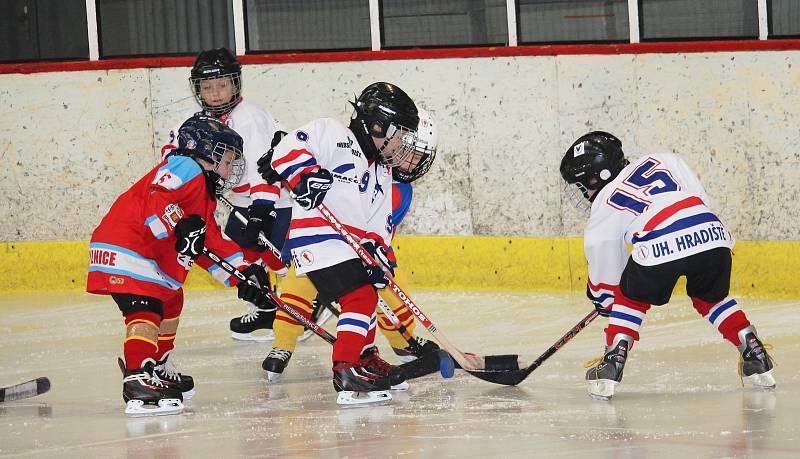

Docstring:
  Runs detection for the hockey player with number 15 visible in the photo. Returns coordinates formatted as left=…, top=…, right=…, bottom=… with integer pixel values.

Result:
left=559, top=131, right=775, bottom=401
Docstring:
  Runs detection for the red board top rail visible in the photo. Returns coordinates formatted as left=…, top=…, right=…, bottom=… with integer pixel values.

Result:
left=2, top=39, right=799, bottom=75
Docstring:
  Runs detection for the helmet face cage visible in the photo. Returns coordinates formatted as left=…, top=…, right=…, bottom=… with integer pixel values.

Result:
left=189, top=48, right=242, bottom=117
left=208, top=141, right=245, bottom=194
left=376, top=123, right=419, bottom=167
left=393, top=109, right=438, bottom=183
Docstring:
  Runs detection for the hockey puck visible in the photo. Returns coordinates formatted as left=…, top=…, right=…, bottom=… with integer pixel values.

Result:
left=438, top=350, right=455, bottom=378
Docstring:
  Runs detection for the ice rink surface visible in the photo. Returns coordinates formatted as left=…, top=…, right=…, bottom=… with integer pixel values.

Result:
left=0, top=289, right=797, bottom=458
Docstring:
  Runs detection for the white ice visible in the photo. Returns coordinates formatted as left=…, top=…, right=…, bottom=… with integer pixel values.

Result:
left=0, top=290, right=797, bottom=458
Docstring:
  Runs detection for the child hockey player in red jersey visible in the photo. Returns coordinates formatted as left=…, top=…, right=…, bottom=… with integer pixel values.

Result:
left=256, top=82, right=427, bottom=405
left=88, top=114, right=271, bottom=416
left=559, top=131, right=775, bottom=400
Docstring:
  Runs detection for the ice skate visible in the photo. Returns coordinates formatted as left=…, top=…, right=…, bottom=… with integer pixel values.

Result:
left=332, top=361, right=393, bottom=406
left=122, top=360, right=184, bottom=417
left=585, top=334, right=632, bottom=400
left=737, top=326, right=776, bottom=389
left=392, top=336, right=440, bottom=363
left=153, top=354, right=195, bottom=400
left=298, top=299, right=335, bottom=342
left=360, top=346, right=409, bottom=391
left=229, top=305, right=276, bottom=342
left=262, top=347, right=292, bottom=382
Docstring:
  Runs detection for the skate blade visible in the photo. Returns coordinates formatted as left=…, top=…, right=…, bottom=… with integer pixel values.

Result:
left=390, top=381, right=410, bottom=391
left=266, top=371, right=282, bottom=383
left=744, top=370, right=776, bottom=389
left=231, top=330, right=275, bottom=342
left=588, top=379, right=617, bottom=400
left=125, top=399, right=184, bottom=417
left=336, top=390, right=392, bottom=406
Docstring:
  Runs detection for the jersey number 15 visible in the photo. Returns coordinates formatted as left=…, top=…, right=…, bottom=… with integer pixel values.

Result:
left=607, top=157, right=679, bottom=215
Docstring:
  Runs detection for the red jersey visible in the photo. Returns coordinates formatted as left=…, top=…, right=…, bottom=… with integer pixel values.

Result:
left=87, top=155, right=246, bottom=299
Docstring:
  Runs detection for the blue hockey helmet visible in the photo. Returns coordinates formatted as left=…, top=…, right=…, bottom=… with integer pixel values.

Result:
left=177, top=113, right=244, bottom=196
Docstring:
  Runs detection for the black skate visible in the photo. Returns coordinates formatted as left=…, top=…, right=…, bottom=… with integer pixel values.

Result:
left=121, top=359, right=183, bottom=417
left=585, top=334, right=632, bottom=400
left=332, top=361, right=392, bottom=406
left=392, top=336, right=440, bottom=363
left=262, top=348, right=292, bottom=382
left=738, top=326, right=776, bottom=389
left=360, top=346, right=408, bottom=391
left=230, top=306, right=276, bottom=342
left=154, top=355, right=195, bottom=400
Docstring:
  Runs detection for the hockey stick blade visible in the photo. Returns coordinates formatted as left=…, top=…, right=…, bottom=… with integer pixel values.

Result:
left=0, top=377, right=51, bottom=402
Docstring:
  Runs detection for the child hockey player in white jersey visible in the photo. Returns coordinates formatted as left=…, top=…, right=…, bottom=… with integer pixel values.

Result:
left=256, top=82, right=427, bottom=405
left=164, top=48, right=288, bottom=341
left=559, top=131, right=775, bottom=400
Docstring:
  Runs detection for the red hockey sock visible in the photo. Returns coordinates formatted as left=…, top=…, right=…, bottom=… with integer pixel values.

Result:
left=692, top=297, right=751, bottom=347
left=123, top=312, right=160, bottom=370
left=332, top=285, right=378, bottom=364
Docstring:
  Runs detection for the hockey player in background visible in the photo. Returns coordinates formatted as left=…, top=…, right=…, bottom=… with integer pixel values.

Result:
left=88, top=114, right=272, bottom=416
left=559, top=131, right=776, bottom=400
left=256, top=82, right=427, bottom=405
left=164, top=47, right=288, bottom=342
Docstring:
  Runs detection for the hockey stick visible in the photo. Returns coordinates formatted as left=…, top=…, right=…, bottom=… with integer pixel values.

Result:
left=310, top=201, right=521, bottom=379
left=0, top=377, right=51, bottom=402
left=201, top=247, right=451, bottom=379
left=219, top=194, right=436, bottom=359
left=478, top=310, right=600, bottom=385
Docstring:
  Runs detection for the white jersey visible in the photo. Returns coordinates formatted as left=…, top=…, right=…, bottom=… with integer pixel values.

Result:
left=165, top=99, right=292, bottom=209
left=585, top=153, right=734, bottom=306
left=270, top=118, right=393, bottom=275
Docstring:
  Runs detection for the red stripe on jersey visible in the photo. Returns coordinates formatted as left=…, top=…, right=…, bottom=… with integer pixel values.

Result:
left=643, top=196, right=705, bottom=231
left=287, top=165, right=320, bottom=189
left=250, top=183, right=279, bottom=195
left=232, top=183, right=250, bottom=193
left=290, top=217, right=367, bottom=239
left=273, top=148, right=312, bottom=169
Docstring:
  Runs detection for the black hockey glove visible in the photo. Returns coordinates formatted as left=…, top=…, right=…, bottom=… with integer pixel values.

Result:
left=360, top=239, right=395, bottom=276
left=237, top=264, right=271, bottom=308
left=256, top=130, right=287, bottom=185
left=243, top=203, right=276, bottom=252
left=291, top=168, right=333, bottom=211
left=174, top=215, right=206, bottom=260
left=364, top=265, right=389, bottom=290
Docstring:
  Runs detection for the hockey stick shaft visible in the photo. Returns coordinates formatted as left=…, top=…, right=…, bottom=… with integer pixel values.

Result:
left=523, top=309, right=599, bottom=375
left=217, top=195, right=285, bottom=268
left=201, top=247, right=336, bottom=344
left=313, top=201, right=483, bottom=371
left=0, top=377, right=50, bottom=402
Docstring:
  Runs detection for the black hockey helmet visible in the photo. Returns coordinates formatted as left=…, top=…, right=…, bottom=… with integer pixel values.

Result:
left=177, top=113, right=245, bottom=197
left=349, top=82, right=420, bottom=165
left=560, top=131, right=629, bottom=207
left=190, top=47, right=242, bottom=116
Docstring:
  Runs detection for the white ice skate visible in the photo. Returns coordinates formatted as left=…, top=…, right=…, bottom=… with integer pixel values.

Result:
left=336, top=390, right=393, bottom=406
left=125, top=398, right=184, bottom=417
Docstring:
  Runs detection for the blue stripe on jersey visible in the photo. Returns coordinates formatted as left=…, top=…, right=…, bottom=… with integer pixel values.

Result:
left=708, top=299, right=737, bottom=323
left=609, top=310, right=643, bottom=325
left=162, top=155, right=202, bottom=185
left=392, top=182, right=414, bottom=227
left=145, top=214, right=168, bottom=239
left=631, top=212, right=720, bottom=243
left=281, top=158, right=317, bottom=181
left=285, top=234, right=345, bottom=252
left=89, top=242, right=181, bottom=288
left=332, top=163, right=355, bottom=174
